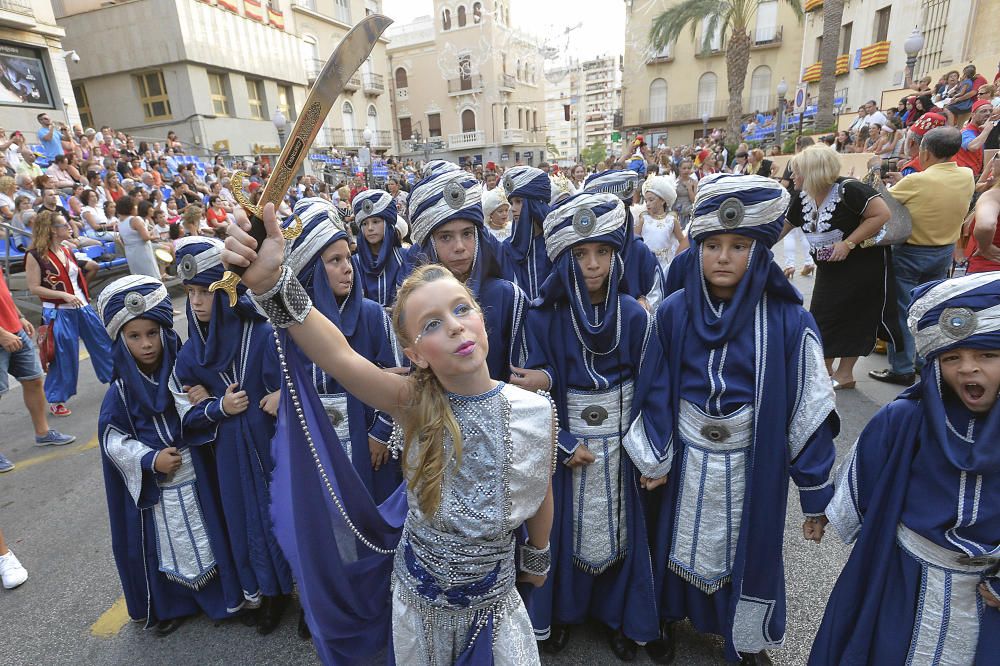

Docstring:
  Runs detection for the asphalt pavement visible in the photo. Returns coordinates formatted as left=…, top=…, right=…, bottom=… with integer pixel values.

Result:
left=0, top=254, right=907, bottom=665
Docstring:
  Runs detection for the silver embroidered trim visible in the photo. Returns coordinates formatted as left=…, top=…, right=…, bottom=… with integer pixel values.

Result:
left=100, top=279, right=169, bottom=340
left=319, top=393, right=352, bottom=460
left=915, top=303, right=1000, bottom=359
left=788, top=328, right=836, bottom=460
left=732, top=595, right=784, bottom=653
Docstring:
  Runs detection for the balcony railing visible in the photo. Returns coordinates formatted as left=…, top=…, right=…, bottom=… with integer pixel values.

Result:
left=318, top=128, right=391, bottom=149
left=631, top=95, right=781, bottom=126
left=500, top=128, right=525, bottom=144
left=752, top=25, right=783, bottom=47
left=448, top=130, right=486, bottom=150
left=306, top=58, right=324, bottom=82
left=499, top=73, right=516, bottom=91
left=344, top=73, right=361, bottom=90
left=363, top=73, right=385, bottom=95
left=447, top=75, right=484, bottom=95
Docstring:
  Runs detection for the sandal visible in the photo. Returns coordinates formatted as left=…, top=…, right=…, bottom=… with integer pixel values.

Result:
left=832, top=379, right=856, bottom=390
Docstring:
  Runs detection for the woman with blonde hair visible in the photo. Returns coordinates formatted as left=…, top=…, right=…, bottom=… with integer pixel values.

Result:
left=222, top=200, right=556, bottom=665
left=782, top=144, right=901, bottom=389
left=25, top=210, right=113, bottom=416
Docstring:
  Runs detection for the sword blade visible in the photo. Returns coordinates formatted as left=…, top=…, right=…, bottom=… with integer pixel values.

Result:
left=258, top=13, right=393, bottom=207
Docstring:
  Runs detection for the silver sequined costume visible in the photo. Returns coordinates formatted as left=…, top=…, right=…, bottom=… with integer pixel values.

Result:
left=391, top=382, right=556, bottom=666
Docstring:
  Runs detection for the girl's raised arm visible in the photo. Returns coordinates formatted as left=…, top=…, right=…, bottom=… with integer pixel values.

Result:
left=222, top=203, right=411, bottom=418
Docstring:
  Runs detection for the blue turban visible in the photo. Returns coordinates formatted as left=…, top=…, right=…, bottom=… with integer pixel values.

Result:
left=688, top=173, right=790, bottom=246
left=97, top=274, right=178, bottom=415
left=502, top=166, right=552, bottom=263
left=902, top=273, right=1000, bottom=474
left=174, top=236, right=265, bottom=372
left=583, top=169, right=640, bottom=201
left=682, top=173, right=799, bottom=347
left=409, top=169, right=484, bottom=246
left=537, top=192, right=627, bottom=353
left=421, top=159, right=460, bottom=179
left=351, top=189, right=402, bottom=298
left=285, top=197, right=364, bottom=337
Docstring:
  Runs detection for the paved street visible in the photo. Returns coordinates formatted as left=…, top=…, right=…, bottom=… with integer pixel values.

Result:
left=0, top=261, right=906, bottom=665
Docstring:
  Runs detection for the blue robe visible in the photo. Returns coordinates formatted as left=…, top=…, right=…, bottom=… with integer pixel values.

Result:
left=649, top=288, right=838, bottom=661
left=526, top=294, right=668, bottom=642
left=812, top=388, right=1000, bottom=665
left=355, top=237, right=406, bottom=308
left=504, top=230, right=551, bottom=300
left=308, top=286, right=405, bottom=505
left=175, top=309, right=293, bottom=601
left=99, top=356, right=243, bottom=625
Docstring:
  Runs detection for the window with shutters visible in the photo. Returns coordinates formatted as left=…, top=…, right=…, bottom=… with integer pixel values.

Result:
left=136, top=70, right=172, bottom=120
left=208, top=72, right=230, bottom=116
left=427, top=113, right=442, bottom=137
left=246, top=79, right=265, bottom=119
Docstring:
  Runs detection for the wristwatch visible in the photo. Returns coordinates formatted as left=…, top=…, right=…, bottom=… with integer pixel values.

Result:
left=844, top=239, right=857, bottom=250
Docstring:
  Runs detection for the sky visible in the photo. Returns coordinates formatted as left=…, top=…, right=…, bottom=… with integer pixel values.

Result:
left=380, top=0, right=626, bottom=62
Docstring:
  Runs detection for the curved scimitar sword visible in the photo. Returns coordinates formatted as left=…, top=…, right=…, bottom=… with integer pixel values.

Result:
left=210, top=13, right=394, bottom=306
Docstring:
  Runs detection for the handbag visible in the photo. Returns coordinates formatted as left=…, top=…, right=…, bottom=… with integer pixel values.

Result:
left=860, top=169, right=912, bottom=247
left=36, top=322, right=55, bottom=373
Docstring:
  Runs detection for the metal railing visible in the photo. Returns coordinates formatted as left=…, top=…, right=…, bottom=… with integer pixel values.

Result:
left=631, top=95, right=780, bottom=125
left=447, top=75, right=483, bottom=94
left=499, top=73, right=516, bottom=90
left=363, top=73, right=385, bottom=94
left=752, top=25, right=783, bottom=47
left=500, top=128, right=525, bottom=144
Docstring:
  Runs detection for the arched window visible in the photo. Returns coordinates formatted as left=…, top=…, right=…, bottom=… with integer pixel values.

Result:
left=749, top=65, right=772, bottom=114
left=648, top=78, right=667, bottom=123
left=473, top=2, right=482, bottom=23
left=342, top=101, right=355, bottom=135
left=442, top=8, right=451, bottom=30
left=367, top=104, right=378, bottom=133
left=457, top=5, right=467, bottom=27
left=532, top=110, right=537, bottom=130
left=394, top=67, right=408, bottom=89
left=503, top=106, right=509, bottom=129
left=697, top=72, right=717, bottom=118
left=461, top=109, right=476, bottom=133
left=516, top=59, right=523, bottom=81
left=301, top=34, right=319, bottom=74
left=518, top=108, right=524, bottom=129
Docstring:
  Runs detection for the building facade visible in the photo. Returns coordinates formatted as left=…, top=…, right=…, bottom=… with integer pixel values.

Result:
left=544, top=63, right=579, bottom=167
left=795, top=0, right=984, bottom=116
left=54, top=0, right=394, bottom=161
left=386, top=1, right=547, bottom=167
left=1, top=0, right=80, bottom=134
left=622, top=0, right=806, bottom=146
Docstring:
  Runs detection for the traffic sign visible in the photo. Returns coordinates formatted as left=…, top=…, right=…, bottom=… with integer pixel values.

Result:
left=794, top=84, right=808, bottom=113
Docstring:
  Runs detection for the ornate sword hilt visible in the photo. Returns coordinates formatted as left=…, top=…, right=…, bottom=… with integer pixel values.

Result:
left=208, top=171, right=303, bottom=306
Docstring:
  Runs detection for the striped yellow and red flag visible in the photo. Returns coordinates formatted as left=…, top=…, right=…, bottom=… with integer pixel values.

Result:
left=805, top=0, right=823, bottom=11
left=803, top=63, right=822, bottom=83
left=836, top=54, right=849, bottom=76
left=268, top=5, right=285, bottom=29
left=217, top=0, right=238, bottom=12
left=858, top=41, right=890, bottom=69
left=244, top=0, right=264, bottom=21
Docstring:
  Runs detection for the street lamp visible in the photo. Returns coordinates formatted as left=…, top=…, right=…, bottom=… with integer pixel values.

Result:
left=701, top=111, right=710, bottom=142
left=272, top=108, right=287, bottom=148
left=903, top=26, right=925, bottom=89
left=361, top=127, right=374, bottom=188
left=776, top=78, right=788, bottom=150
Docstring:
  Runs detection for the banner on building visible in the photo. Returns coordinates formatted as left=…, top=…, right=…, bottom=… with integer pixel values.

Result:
left=244, top=0, right=264, bottom=22
left=0, top=42, right=54, bottom=108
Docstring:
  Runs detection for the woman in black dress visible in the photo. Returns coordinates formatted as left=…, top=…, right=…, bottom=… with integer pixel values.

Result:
left=781, top=144, right=901, bottom=389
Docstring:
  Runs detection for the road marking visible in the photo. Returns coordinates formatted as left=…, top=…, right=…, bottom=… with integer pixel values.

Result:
left=10, top=435, right=98, bottom=473
left=79, top=348, right=90, bottom=362
left=91, top=596, right=129, bottom=638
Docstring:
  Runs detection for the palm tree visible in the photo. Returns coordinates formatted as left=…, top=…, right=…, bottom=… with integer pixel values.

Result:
left=649, top=0, right=804, bottom=141
left=814, top=0, right=845, bottom=129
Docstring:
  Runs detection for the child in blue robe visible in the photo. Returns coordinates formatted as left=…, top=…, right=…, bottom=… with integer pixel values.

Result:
left=284, top=197, right=405, bottom=504
left=642, top=173, right=839, bottom=664
left=403, top=167, right=532, bottom=384
left=352, top=189, right=406, bottom=307
left=525, top=192, right=673, bottom=660
left=173, top=236, right=294, bottom=634
left=811, top=272, right=1000, bottom=665
left=502, top=166, right=552, bottom=299
left=96, top=275, right=243, bottom=635
left=582, top=169, right=665, bottom=311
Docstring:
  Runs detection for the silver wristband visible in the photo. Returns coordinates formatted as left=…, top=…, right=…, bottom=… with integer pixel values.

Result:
left=518, top=542, right=551, bottom=577
left=252, top=265, right=313, bottom=328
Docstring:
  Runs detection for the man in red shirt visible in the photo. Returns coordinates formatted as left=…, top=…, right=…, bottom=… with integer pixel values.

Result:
left=0, top=267, right=75, bottom=471
left=956, top=100, right=1000, bottom=178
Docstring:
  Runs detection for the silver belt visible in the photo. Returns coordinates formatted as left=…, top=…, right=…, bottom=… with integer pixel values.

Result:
left=565, top=382, right=632, bottom=436
left=678, top=400, right=753, bottom=451
left=897, top=523, right=999, bottom=572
